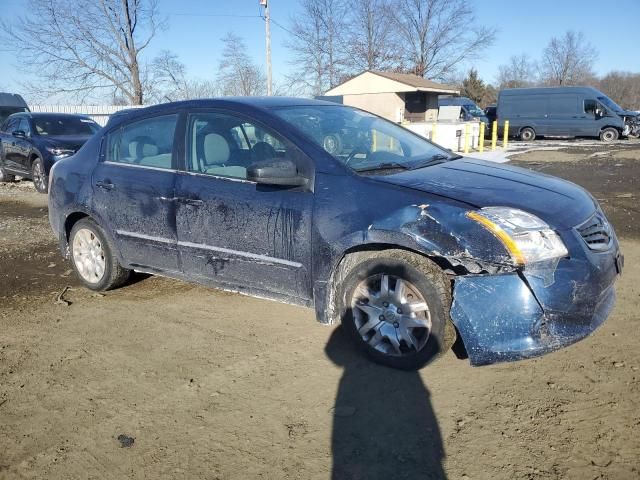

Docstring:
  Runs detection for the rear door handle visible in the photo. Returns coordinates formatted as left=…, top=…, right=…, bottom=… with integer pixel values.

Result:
left=95, top=180, right=115, bottom=190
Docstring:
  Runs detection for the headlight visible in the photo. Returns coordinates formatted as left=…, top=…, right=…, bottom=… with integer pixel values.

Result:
left=467, top=207, right=568, bottom=265
left=46, top=146, right=75, bottom=157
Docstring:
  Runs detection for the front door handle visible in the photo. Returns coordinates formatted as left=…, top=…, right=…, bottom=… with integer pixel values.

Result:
left=179, top=198, right=204, bottom=207
left=95, top=180, right=115, bottom=191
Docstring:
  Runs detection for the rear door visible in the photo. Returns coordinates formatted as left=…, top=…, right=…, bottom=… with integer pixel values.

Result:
left=91, top=112, right=182, bottom=273
left=174, top=110, right=314, bottom=300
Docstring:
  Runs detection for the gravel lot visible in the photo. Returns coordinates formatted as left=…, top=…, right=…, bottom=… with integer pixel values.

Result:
left=1, top=142, right=639, bottom=479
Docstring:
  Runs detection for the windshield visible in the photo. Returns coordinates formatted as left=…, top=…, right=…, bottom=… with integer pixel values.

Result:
left=597, top=95, right=624, bottom=114
left=0, top=107, right=28, bottom=126
left=33, top=116, right=100, bottom=136
left=272, top=105, right=453, bottom=173
left=465, top=104, right=486, bottom=117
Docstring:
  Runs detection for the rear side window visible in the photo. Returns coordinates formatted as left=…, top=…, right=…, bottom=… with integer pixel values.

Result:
left=107, top=115, right=178, bottom=169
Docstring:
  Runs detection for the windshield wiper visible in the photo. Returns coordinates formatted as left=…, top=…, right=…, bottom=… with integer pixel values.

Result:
left=410, top=153, right=461, bottom=170
left=354, top=162, right=410, bottom=173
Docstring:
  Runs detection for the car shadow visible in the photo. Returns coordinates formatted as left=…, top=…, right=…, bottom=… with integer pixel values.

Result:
left=325, top=325, right=446, bottom=480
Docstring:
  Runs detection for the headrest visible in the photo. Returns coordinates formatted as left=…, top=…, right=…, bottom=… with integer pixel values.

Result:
left=129, top=139, right=158, bottom=159
left=203, top=133, right=230, bottom=166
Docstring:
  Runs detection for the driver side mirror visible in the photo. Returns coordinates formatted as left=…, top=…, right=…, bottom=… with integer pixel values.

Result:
left=247, top=158, right=307, bottom=187
left=12, top=130, right=26, bottom=138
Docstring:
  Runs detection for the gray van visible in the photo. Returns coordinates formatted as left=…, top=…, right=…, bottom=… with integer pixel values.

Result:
left=0, top=93, right=30, bottom=126
left=497, top=87, right=640, bottom=142
left=438, top=96, right=489, bottom=125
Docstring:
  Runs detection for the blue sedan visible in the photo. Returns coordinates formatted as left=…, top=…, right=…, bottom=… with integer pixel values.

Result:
left=48, top=98, right=622, bottom=369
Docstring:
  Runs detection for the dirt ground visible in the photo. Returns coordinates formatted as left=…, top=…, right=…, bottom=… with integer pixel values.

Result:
left=1, top=143, right=639, bottom=479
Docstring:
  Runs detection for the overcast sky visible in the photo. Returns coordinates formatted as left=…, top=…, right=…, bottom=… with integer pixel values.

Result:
left=1, top=0, right=638, bottom=102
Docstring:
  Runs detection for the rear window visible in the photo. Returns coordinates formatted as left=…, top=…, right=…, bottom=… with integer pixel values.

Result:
left=33, top=116, right=100, bottom=136
left=106, top=114, right=178, bottom=170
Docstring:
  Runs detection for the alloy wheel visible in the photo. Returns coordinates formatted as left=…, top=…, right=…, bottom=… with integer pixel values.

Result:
left=351, top=273, right=432, bottom=357
left=33, top=161, right=46, bottom=191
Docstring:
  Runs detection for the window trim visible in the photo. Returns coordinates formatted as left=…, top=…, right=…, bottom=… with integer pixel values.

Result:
left=101, top=111, right=182, bottom=171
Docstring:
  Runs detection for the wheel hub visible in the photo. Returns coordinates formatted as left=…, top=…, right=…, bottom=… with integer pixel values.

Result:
left=351, top=274, right=432, bottom=357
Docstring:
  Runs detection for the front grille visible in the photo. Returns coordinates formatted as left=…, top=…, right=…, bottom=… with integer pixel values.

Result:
left=577, top=213, right=612, bottom=251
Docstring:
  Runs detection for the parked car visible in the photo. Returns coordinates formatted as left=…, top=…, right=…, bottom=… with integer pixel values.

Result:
left=0, top=112, right=100, bottom=192
left=48, top=98, right=622, bottom=370
left=497, top=86, right=640, bottom=141
left=0, top=92, right=29, bottom=126
left=438, top=96, right=489, bottom=125
left=484, top=105, right=497, bottom=126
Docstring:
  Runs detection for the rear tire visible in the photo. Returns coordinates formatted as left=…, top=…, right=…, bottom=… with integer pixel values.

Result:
left=69, top=218, right=131, bottom=291
left=520, top=127, right=536, bottom=141
left=600, top=127, right=619, bottom=142
left=0, top=167, right=15, bottom=183
left=336, top=249, right=454, bottom=370
left=31, top=158, right=48, bottom=193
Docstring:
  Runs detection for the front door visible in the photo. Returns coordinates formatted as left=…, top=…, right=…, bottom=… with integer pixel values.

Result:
left=3, top=117, right=32, bottom=173
left=91, top=113, right=182, bottom=272
left=174, top=111, right=313, bottom=300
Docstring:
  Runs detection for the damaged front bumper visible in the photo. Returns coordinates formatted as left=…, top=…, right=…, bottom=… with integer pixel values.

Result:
left=450, top=226, right=622, bottom=366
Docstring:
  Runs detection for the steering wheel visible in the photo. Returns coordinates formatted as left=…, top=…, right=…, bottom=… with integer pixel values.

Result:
left=345, top=143, right=371, bottom=166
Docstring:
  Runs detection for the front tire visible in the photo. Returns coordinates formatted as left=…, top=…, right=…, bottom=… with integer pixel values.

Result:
left=337, top=250, right=454, bottom=370
left=520, top=127, right=536, bottom=141
left=31, top=158, right=48, bottom=193
left=69, top=218, right=131, bottom=291
left=600, top=127, right=619, bottom=142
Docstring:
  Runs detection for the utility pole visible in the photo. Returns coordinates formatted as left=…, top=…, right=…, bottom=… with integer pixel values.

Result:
left=260, top=0, right=272, bottom=96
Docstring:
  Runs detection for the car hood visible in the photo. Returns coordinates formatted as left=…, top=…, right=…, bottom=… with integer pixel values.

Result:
left=374, top=158, right=597, bottom=229
left=38, top=135, right=92, bottom=152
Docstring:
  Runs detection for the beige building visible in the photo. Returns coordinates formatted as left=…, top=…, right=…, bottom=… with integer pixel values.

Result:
left=324, top=71, right=459, bottom=123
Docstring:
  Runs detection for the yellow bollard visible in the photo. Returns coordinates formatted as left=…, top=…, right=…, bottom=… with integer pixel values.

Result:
left=503, top=120, right=509, bottom=150
left=479, top=122, right=485, bottom=153
left=491, top=121, right=497, bottom=151
left=463, top=123, right=470, bottom=154
left=372, top=129, right=377, bottom=151
left=431, top=122, right=437, bottom=143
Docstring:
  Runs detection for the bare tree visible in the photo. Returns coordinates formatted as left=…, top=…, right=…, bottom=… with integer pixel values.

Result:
left=0, top=0, right=162, bottom=104
left=149, top=51, right=220, bottom=102
left=540, top=31, right=597, bottom=86
left=599, top=71, right=640, bottom=110
left=287, top=0, right=347, bottom=96
left=343, top=0, right=399, bottom=73
left=497, top=54, right=538, bottom=89
left=391, top=0, right=495, bottom=80
left=216, top=32, right=265, bottom=97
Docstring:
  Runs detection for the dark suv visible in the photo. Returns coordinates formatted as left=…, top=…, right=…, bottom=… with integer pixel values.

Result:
left=48, top=98, right=622, bottom=370
left=0, top=112, right=100, bottom=192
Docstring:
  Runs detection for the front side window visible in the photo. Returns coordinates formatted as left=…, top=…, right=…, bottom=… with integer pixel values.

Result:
left=18, top=118, right=31, bottom=136
left=187, top=112, right=289, bottom=180
left=273, top=105, right=451, bottom=172
left=584, top=99, right=597, bottom=115
left=107, top=114, right=178, bottom=170
left=3, top=117, right=20, bottom=133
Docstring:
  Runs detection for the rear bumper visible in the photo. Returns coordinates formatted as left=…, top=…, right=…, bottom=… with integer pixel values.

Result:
left=450, top=232, right=621, bottom=366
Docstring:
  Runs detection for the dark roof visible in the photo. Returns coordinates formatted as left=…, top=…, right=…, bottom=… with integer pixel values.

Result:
left=0, top=92, right=28, bottom=108
left=369, top=71, right=458, bottom=91
left=15, top=112, right=95, bottom=119
left=103, top=97, right=345, bottom=129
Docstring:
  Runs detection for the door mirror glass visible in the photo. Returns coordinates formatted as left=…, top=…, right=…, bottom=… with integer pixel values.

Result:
left=247, top=158, right=307, bottom=186
left=12, top=130, right=26, bottom=138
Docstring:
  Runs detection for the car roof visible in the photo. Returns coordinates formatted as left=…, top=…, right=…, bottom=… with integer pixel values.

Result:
left=105, top=97, right=345, bottom=129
